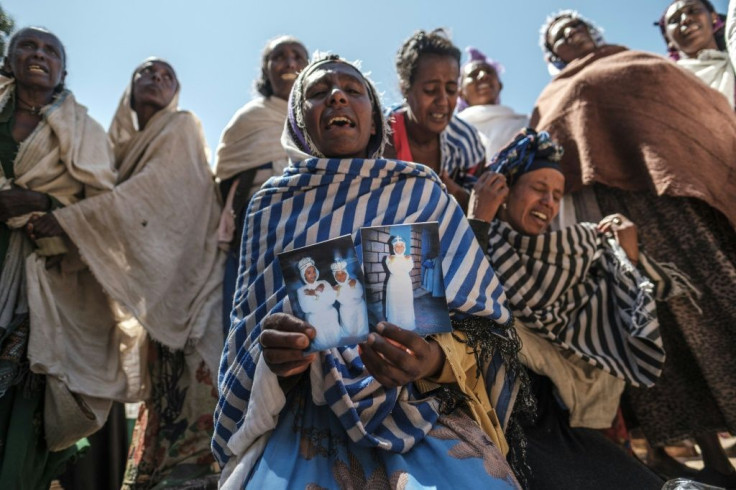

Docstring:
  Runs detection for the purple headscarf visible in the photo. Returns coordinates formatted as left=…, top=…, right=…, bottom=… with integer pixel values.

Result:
left=457, top=46, right=505, bottom=112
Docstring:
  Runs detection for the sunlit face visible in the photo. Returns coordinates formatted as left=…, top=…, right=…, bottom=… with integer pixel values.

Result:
left=334, top=270, right=348, bottom=283
left=7, top=28, right=66, bottom=92
left=302, top=62, right=376, bottom=158
left=547, top=16, right=597, bottom=64
left=132, top=61, right=178, bottom=112
left=393, top=241, right=406, bottom=255
left=267, top=40, right=308, bottom=100
left=403, top=54, right=459, bottom=136
left=664, top=0, right=718, bottom=58
left=460, top=61, right=502, bottom=107
left=304, top=265, right=317, bottom=284
left=503, top=168, right=565, bottom=235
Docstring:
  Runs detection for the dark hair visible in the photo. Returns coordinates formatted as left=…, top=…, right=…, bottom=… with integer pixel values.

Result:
left=255, top=35, right=307, bottom=97
left=657, top=0, right=727, bottom=58
left=395, top=28, right=461, bottom=93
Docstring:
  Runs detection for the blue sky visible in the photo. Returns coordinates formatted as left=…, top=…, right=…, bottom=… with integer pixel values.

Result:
left=6, top=0, right=729, bottom=154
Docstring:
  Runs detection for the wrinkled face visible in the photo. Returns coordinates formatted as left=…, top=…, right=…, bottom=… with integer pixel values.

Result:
left=460, top=61, right=501, bottom=106
left=302, top=62, right=376, bottom=158
left=6, top=28, right=66, bottom=92
left=504, top=168, right=565, bottom=235
left=334, top=270, right=348, bottom=283
left=547, top=16, right=597, bottom=64
left=267, top=41, right=308, bottom=100
left=665, top=0, right=718, bottom=58
left=393, top=241, right=406, bottom=255
left=404, top=54, right=459, bottom=135
left=132, top=61, right=178, bottom=112
left=304, top=265, right=317, bottom=283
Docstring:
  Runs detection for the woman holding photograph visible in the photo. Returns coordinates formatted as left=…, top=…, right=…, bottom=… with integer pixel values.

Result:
left=331, top=259, right=368, bottom=338
left=213, top=54, right=532, bottom=489
left=384, top=235, right=416, bottom=330
left=296, top=257, right=340, bottom=349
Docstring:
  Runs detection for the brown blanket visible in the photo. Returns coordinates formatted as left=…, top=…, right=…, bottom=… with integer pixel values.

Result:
left=531, top=45, right=736, bottom=227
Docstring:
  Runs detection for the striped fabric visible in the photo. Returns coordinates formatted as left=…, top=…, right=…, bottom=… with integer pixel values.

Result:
left=440, top=114, right=486, bottom=185
left=388, top=105, right=486, bottom=189
left=212, top=156, right=514, bottom=470
left=487, top=219, right=670, bottom=388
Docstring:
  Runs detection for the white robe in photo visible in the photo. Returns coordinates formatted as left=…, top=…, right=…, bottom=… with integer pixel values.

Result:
left=334, top=278, right=368, bottom=338
left=385, top=254, right=416, bottom=330
left=297, top=279, right=340, bottom=349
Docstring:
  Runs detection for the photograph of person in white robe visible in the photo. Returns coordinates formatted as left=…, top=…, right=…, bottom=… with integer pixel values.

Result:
left=384, top=236, right=416, bottom=330
left=331, top=260, right=369, bottom=339
left=295, top=257, right=341, bottom=351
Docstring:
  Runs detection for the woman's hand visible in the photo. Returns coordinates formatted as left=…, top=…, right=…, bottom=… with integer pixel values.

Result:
left=598, top=214, right=639, bottom=265
left=25, top=213, right=64, bottom=240
left=0, top=188, right=51, bottom=221
left=259, top=313, right=317, bottom=377
left=468, top=171, right=508, bottom=223
left=359, top=322, right=445, bottom=388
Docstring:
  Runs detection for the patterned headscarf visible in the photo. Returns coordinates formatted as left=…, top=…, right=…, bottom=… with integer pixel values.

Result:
left=540, top=10, right=605, bottom=75
left=457, top=46, right=505, bottom=111
left=489, top=128, right=563, bottom=187
left=284, top=53, right=388, bottom=160
left=655, top=0, right=726, bottom=61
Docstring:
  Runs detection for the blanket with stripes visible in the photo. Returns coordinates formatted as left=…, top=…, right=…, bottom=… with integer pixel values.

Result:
left=213, top=156, right=516, bottom=477
left=487, top=219, right=682, bottom=387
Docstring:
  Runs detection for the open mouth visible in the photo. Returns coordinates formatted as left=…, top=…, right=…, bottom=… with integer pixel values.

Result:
left=530, top=210, right=548, bottom=222
left=326, top=116, right=355, bottom=129
left=429, top=112, right=447, bottom=123
left=28, top=64, right=48, bottom=74
left=281, top=73, right=297, bottom=81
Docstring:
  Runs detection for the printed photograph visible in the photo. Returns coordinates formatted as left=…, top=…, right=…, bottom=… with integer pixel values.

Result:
left=277, top=235, right=370, bottom=352
left=359, top=222, right=451, bottom=336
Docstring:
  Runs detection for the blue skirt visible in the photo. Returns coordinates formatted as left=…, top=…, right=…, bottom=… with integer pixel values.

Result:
left=248, top=383, right=520, bottom=489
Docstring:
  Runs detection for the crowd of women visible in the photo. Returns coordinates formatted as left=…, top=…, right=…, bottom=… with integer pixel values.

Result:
left=1, top=0, right=735, bottom=489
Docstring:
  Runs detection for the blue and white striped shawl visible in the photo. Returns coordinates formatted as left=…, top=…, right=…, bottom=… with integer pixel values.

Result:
left=213, top=157, right=513, bottom=470
left=487, top=219, right=676, bottom=387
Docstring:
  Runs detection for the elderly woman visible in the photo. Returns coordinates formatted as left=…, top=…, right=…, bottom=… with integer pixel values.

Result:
left=658, top=0, right=735, bottom=107
left=456, top=47, right=528, bottom=160
left=0, top=27, right=116, bottom=488
left=33, top=58, right=224, bottom=488
left=384, top=29, right=486, bottom=212
left=468, top=129, right=681, bottom=489
left=213, top=54, right=532, bottom=489
left=215, top=36, right=308, bottom=333
left=533, top=11, right=736, bottom=487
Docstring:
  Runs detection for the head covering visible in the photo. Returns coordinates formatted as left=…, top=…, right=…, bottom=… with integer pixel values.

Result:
left=330, top=259, right=347, bottom=272
left=389, top=235, right=406, bottom=255
left=489, top=127, right=563, bottom=187
left=655, top=0, right=726, bottom=61
left=282, top=53, right=388, bottom=162
left=331, top=260, right=348, bottom=282
left=298, top=257, right=318, bottom=283
left=540, top=10, right=605, bottom=75
left=108, top=57, right=180, bottom=153
left=458, top=47, right=505, bottom=111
